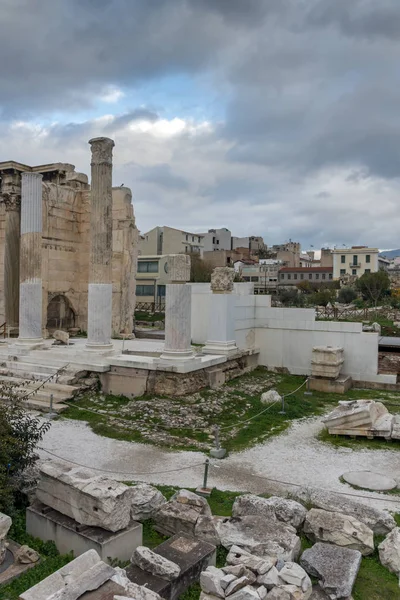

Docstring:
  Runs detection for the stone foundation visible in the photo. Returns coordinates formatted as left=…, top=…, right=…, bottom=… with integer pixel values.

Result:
left=309, top=375, right=352, bottom=394
left=100, top=351, right=259, bottom=398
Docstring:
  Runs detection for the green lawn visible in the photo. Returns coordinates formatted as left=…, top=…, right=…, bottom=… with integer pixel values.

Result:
left=61, top=367, right=400, bottom=454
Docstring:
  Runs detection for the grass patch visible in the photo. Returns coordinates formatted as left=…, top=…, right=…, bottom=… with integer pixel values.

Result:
left=135, top=312, right=165, bottom=323
left=353, top=551, right=400, bottom=600
left=62, top=368, right=400, bottom=454
left=319, top=427, right=400, bottom=452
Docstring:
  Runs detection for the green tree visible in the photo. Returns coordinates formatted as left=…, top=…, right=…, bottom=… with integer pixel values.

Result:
left=189, top=253, right=214, bottom=282
left=0, top=383, right=50, bottom=512
left=356, top=270, right=390, bottom=311
left=338, top=286, right=358, bottom=304
left=278, top=288, right=304, bottom=307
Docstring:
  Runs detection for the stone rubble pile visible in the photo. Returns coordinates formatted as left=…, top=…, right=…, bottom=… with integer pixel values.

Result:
left=154, top=489, right=216, bottom=540
left=323, top=399, right=400, bottom=440
left=132, top=546, right=180, bottom=581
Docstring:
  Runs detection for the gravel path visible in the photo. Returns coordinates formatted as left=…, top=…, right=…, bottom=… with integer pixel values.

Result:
left=40, top=415, right=400, bottom=513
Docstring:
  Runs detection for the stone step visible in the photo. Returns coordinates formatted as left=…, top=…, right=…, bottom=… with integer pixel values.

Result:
left=0, top=368, right=56, bottom=381
left=4, top=361, right=59, bottom=375
left=0, top=375, right=78, bottom=396
left=23, top=398, right=68, bottom=413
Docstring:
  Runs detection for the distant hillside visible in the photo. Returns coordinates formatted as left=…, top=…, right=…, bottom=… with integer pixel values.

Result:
left=380, top=249, right=400, bottom=259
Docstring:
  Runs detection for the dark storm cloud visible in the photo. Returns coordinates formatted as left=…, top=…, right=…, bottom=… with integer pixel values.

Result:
left=138, top=163, right=189, bottom=191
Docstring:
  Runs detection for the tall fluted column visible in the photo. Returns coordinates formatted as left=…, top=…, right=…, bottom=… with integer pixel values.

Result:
left=86, top=137, right=114, bottom=349
left=18, top=172, right=43, bottom=343
left=2, top=171, right=21, bottom=328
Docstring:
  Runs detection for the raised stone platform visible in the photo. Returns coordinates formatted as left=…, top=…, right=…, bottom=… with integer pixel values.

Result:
left=126, top=533, right=216, bottom=600
left=26, top=501, right=142, bottom=563
left=309, top=375, right=352, bottom=394
left=342, top=471, right=398, bottom=492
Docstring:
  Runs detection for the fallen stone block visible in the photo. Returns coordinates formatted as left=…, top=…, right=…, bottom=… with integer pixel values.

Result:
left=220, top=573, right=237, bottom=589
left=0, top=512, right=12, bottom=564
left=257, top=585, right=267, bottom=600
left=232, top=495, right=306, bottom=529
left=195, top=515, right=221, bottom=546
left=36, top=461, right=133, bottom=533
left=296, top=487, right=396, bottom=535
left=216, top=516, right=301, bottom=561
left=225, top=574, right=253, bottom=596
left=304, top=508, right=374, bottom=555
left=132, top=546, right=180, bottom=581
left=226, top=545, right=276, bottom=574
left=129, top=484, right=166, bottom=522
left=378, top=527, right=400, bottom=577
left=227, top=585, right=260, bottom=600
left=300, top=542, right=362, bottom=599
left=154, top=489, right=211, bottom=537
left=391, top=416, right=400, bottom=440
left=323, top=399, right=388, bottom=433
left=200, top=568, right=225, bottom=598
left=260, top=390, right=282, bottom=405
left=278, top=562, right=312, bottom=595
left=53, top=330, right=69, bottom=345
left=257, top=565, right=280, bottom=589
left=15, top=545, right=40, bottom=564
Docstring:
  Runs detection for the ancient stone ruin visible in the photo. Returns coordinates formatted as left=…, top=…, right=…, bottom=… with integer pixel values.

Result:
left=309, top=345, right=352, bottom=394
left=323, top=399, right=400, bottom=440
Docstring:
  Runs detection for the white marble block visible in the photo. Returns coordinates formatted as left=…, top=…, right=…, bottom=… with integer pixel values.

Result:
left=161, top=284, right=195, bottom=360
left=311, top=345, right=344, bottom=379
left=203, top=293, right=238, bottom=356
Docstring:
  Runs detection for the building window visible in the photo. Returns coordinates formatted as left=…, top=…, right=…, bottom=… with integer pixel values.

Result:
left=217, top=239, right=220, bottom=245
left=353, top=255, right=358, bottom=266
left=322, top=273, right=326, bottom=279
left=309, top=274, right=312, bottom=279
left=329, top=273, right=332, bottom=280
left=185, top=246, right=188, bottom=252
left=366, top=254, right=370, bottom=263
left=340, top=269, right=346, bottom=275
left=294, top=274, right=297, bottom=280
left=288, top=274, right=291, bottom=280
left=300, top=273, right=304, bottom=280
left=250, top=276, right=259, bottom=282
left=186, top=234, right=188, bottom=241
left=136, top=285, right=155, bottom=296
left=227, top=257, right=231, bottom=264
left=365, top=269, right=371, bottom=274
left=315, top=274, right=319, bottom=280
left=341, top=255, right=345, bottom=263
left=157, top=285, right=166, bottom=297
left=198, top=237, right=201, bottom=243
left=352, top=269, right=357, bottom=276
left=137, top=261, right=158, bottom=273
left=280, top=274, right=285, bottom=280
left=243, top=276, right=250, bottom=281
left=212, top=237, right=216, bottom=244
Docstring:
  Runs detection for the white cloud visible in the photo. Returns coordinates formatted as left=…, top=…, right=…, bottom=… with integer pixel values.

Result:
left=99, top=86, right=125, bottom=104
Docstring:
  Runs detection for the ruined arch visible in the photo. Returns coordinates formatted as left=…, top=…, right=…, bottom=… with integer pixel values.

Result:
left=46, top=293, right=76, bottom=330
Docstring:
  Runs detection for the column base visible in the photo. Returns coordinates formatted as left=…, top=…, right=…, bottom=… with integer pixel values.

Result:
left=202, top=340, right=239, bottom=357
left=85, top=342, right=114, bottom=354
left=159, top=348, right=196, bottom=361
left=13, top=338, right=45, bottom=351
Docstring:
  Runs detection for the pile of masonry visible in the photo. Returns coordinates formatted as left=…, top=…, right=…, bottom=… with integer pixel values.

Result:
left=323, top=399, right=400, bottom=440
left=11, top=460, right=400, bottom=600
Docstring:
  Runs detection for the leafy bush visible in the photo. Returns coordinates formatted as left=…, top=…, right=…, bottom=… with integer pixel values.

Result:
left=278, top=288, right=304, bottom=306
left=338, top=287, right=358, bottom=304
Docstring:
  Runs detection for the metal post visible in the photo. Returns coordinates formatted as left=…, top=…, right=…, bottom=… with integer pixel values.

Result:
left=210, top=425, right=227, bottom=459
left=278, top=394, right=286, bottom=414
left=304, top=377, right=313, bottom=396
left=203, top=458, right=210, bottom=490
left=50, top=393, right=53, bottom=413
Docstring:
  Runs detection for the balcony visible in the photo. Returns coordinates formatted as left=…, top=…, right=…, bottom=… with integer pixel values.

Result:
left=349, top=262, right=361, bottom=268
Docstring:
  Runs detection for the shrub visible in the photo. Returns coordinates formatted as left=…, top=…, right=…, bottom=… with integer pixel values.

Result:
left=338, top=287, right=357, bottom=304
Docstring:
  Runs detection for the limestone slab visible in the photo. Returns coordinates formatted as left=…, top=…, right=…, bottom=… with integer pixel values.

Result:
left=378, top=527, right=400, bottom=577
left=342, top=470, right=397, bottom=491
left=232, top=494, right=306, bottom=529
left=132, top=546, right=181, bottom=581
left=36, top=461, right=133, bottom=532
left=129, top=484, right=166, bottom=522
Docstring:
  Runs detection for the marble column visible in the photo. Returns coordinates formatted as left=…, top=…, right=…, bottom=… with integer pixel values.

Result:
left=203, top=267, right=238, bottom=356
left=86, top=137, right=114, bottom=350
left=160, top=283, right=195, bottom=360
left=1, top=171, right=21, bottom=328
left=18, top=172, right=43, bottom=344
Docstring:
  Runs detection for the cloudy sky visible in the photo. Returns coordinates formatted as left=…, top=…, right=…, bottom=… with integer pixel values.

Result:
left=1, top=0, right=400, bottom=250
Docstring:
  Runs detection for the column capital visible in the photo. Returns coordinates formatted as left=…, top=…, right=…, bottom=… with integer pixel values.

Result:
left=2, top=193, right=21, bottom=212
left=89, top=137, right=115, bottom=165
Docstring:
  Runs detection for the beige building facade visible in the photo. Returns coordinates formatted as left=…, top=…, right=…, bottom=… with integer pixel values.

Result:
left=0, top=160, right=138, bottom=335
left=139, top=225, right=204, bottom=256
left=332, top=246, right=379, bottom=279
left=136, top=254, right=191, bottom=304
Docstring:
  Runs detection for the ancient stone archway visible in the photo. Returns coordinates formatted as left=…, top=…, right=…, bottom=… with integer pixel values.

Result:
left=46, top=294, right=76, bottom=330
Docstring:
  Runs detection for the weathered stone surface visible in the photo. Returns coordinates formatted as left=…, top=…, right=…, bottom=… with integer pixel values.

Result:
left=128, top=484, right=166, bottom=522
left=132, top=546, right=180, bottom=581
left=220, top=573, right=237, bottom=589
left=36, top=461, right=133, bottom=533
left=227, top=585, right=260, bottom=600
left=296, top=487, right=396, bottom=535
left=279, top=562, right=312, bottom=595
left=311, top=346, right=344, bottom=379
left=260, top=390, right=282, bottom=405
left=217, top=516, right=301, bottom=561
left=304, top=508, right=374, bottom=555
left=378, top=527, right=400, bottom=577
left=392, top=415, right=400, bottom=440
left=322, top=399, right=391, bottom=437
left=226, top=546, right=277, bottom=574
left=257, top=585, right=267, bottom=600
left=195, top=515, right=221, bottom=546
left=225, top=575, right=253, bottom=596
left=300, top=542, right=362, bottom=599
left=211, top=267, right=235, bottom=293
left=308, top=587, right=330, bottom=600
left=15, top=545, right=40, bottom=564
left=232, top=495, right=306, bottom=529
left=0, top=512, right=12, bottom=564
left=53, top=330, right=69, bottom=344
left=112, top=569, right=163, bottom=600
left=223, top=564, right=247, bottom=577
left=200, top=568, right=225, bottom=598
left=266, top=587, right=292, bottom=600
left=154, top=489, right=211, bottom=537
left=257, top=566, right=280, bottom=589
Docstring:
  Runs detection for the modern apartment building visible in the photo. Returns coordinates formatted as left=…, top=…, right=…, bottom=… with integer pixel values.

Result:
left=238, top=260, right=281, bottom=293
left=202, top=228, right=232, bottom=251
left=139, top=226, right=204, bottom=256
left=332, top=247, right=379, bottom=279
left=136, top=254, right=191, bottom=304
left=278, top=266, right=333, bottom=286
left=232, top=235, right=265, bottom=252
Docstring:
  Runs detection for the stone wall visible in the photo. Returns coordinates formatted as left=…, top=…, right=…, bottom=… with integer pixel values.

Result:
left=0, top=176, right=138, bottom=334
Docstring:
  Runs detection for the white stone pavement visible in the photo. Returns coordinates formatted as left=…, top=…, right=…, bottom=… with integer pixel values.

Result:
left=40, top=414, right=400, bottom=513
